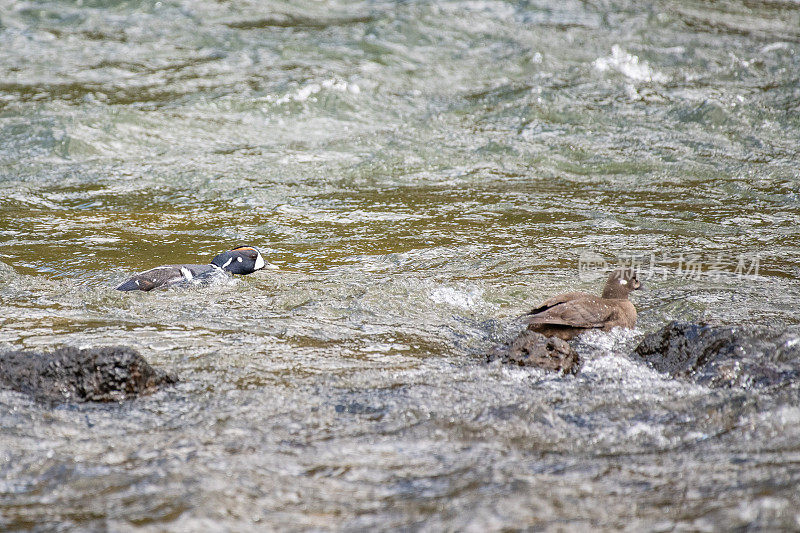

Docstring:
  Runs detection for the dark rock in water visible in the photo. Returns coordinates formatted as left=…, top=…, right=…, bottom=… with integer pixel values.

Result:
left=633, top=321, right=800, bottom=388
left=489, top=330, right=581, bottom=374
left=0, top=346, right=178, bottom=403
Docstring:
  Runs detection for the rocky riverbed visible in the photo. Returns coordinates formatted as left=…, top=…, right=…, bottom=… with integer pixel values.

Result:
left=2, top=0, right=799, bottom=529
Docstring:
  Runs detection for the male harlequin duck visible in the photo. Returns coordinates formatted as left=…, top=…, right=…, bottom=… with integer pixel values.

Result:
left=524, top=268, right=641, bottom=340
left=116, top=246, right=273, bottom=292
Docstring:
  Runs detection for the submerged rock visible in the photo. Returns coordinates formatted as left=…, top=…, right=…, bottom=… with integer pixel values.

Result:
left=489, top=330, right=581, bottom=374
left=0, top=346, right=178, bottom=403
left=632, top=321, right=800, bottom=388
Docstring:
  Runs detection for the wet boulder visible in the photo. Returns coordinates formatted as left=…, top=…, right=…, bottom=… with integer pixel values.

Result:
left=489, top=329, right=581, bottom=374
left=632, top=321, right=800, bottom=388
left=0, top=346, right=178, bottom=403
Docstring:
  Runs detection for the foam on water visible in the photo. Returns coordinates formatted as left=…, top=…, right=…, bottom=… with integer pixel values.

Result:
left=273, top=78, right=361, bottom=105
left=593, top=45, right=669, bottom=83
left=428, top=285, right=486, bottom=310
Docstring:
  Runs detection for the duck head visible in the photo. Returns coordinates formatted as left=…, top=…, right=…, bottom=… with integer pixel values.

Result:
left=601, top=268, right=642, bottom=299
left=211, top=246, right=274, bottom=275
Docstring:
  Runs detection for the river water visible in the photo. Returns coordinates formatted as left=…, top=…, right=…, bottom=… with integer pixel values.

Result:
left=1, top=0, right=800, bottom=530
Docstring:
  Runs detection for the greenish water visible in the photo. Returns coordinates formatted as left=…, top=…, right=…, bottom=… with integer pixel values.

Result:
left=1, top=0, right=800, bottom=530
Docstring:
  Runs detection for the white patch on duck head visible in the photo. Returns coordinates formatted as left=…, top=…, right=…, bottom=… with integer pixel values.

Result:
left=620, top=279, right=628, bottom=285
left=254, top=253, right=265, bottom=270
left=237, top=256, right=242, bottom=263
left=222, top=257, right=233, bottom=269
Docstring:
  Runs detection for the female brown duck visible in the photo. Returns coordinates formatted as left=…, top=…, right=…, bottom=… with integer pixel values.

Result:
left=525, top=268, right=642, bottom=340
